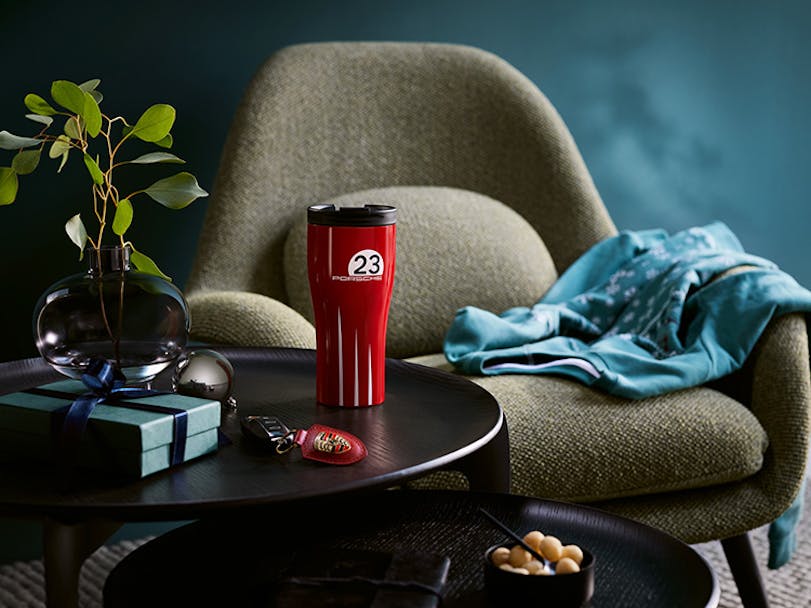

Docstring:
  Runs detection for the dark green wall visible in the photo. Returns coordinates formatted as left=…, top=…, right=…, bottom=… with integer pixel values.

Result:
left=0, top=0, right=809, bottom=561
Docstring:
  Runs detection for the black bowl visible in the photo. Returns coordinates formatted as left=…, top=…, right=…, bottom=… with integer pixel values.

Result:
left=483, top=543, right=595, bottom=606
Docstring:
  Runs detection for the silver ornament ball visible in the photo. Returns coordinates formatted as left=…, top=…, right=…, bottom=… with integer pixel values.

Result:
left=172, top=349, right=237, bottom=410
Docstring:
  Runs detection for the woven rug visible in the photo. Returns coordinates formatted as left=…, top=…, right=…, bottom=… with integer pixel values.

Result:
left=0, top=495, right=809, bottom=608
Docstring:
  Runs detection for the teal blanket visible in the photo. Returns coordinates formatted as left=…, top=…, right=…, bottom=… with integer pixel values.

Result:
left=444, top=222, right=811, bottom=567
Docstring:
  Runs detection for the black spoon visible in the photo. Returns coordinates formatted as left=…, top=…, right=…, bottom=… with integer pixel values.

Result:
left=478, top=507, right=550, bottom=566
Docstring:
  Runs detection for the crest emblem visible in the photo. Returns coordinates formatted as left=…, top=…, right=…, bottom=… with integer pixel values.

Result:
left=313, top=430, right=352, bottom=454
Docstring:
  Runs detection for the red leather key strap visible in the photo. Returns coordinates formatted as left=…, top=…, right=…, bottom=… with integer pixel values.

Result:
left=294, top=424, right=367, bottom=465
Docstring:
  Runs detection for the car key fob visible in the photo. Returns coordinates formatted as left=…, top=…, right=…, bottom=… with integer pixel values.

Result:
left=240, top=415, right=294, bottom=451
left=239, top=415, right=367, bottom=464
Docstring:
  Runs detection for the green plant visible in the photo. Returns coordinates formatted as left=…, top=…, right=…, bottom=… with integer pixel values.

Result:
left=0, top=78, right=208, bottom=279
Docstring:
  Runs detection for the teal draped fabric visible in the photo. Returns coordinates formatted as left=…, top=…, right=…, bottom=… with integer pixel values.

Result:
left=444, top=222, right=811, bottom=567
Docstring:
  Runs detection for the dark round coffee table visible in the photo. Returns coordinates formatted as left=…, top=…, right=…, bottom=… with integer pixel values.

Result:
left=0, top=347, right=508, bottom=608
left=103, top=489, right=719, bottom=607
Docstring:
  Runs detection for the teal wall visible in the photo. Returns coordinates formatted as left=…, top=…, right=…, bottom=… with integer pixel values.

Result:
left=0, top=0, right=809, bottom=560
left=1, top=0, right=810, bottom=364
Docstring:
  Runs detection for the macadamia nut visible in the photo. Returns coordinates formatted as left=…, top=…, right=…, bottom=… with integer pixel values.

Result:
left=561, top=544, right=584, bottom=565
left=509, top=544, right=532, bottom=567
left=491, top=546, right=511, bottom=566
left=523, top=530, right=544, bottom=552
left=540, top=535, right=563, bottom=562
left=524, top=559, right=546, bottom=575
left=555, top=557, right=581, bottom=574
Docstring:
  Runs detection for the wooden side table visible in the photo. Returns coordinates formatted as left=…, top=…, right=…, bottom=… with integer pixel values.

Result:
left=0, top=347, right=508, bottom=608
left=103, top=489, right=719, bottom=607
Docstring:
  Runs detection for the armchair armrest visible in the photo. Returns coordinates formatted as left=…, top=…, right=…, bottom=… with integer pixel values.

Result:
left=598, top=313, right=810, bottom=548
left=746, top=312, right=811, bottom=520
left=186, top=290, right=316, bottom=349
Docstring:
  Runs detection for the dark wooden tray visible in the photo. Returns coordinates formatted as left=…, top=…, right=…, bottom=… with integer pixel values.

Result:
left=103, top=489, right=718, bottom=607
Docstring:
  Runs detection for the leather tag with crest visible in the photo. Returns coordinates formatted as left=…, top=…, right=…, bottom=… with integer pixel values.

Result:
left=294, top=424, right=367, bottom=465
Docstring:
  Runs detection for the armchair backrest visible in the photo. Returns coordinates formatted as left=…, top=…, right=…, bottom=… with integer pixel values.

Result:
left=186, top=42, right=617, bottom=304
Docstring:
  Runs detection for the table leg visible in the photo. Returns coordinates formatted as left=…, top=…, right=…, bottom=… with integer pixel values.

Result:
left=43, top=518, right=122, bottom=608
left=455, top=412, right=511, bottom=493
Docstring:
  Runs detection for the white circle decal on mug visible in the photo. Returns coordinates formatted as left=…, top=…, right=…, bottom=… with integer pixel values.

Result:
left=348, top=249, right=384, bottom=276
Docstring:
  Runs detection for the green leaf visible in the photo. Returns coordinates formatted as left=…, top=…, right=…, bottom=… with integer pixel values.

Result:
left=48, top=134, right=71, bottom=159
left=51, top=80, right=86, bottom=115
left=79, top=78, right=103, bottom=103
left=155, top=133, right=173, bottom=149
left=143, top=171, right=208, bottom=209
left=0, top=131, right=40, bottom=150
left=83, top=153, right=104, bottom=185
left=78, top=78, right=101, bottom=92
left=87, top=89, right=103, bottom=104
left=130, top=104, right=175, bottom=143
left=25, top=113, right=53, bottom=127
left=130, top=248, right=171, bottom=280
left=124, top=152, right=185, bottom=165
left=112, top=198, right=133, bottom=235
left=121, top=124, right=133, bottom=138
left=24, top=93, right=57, bottom=116
left=49, top=135, right=70, bottom=172
left=65, top=213, right=87, bottom=260
left=57, top=150, right=69, bottom=172
left=12, top=149, right=40, bottom=175
left=64, top=116, right=83, bottom=139
left=0, top=167, right=18, bottom=205
left=83, top=92, right=101, bottom=137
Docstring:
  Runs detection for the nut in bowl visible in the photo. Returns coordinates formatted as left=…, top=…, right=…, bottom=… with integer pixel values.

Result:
left=483, top=531, right=595, bottom=606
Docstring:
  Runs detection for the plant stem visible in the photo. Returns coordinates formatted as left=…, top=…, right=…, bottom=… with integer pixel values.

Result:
left=92, top=184, right=102, bottom=227
left=85, top=115, right=122, bottom=370
left=95, top=255, right=115, bottom=344
left=93, top=248, right=125, bottom=372
left=115, top=267, right=124, bottom=370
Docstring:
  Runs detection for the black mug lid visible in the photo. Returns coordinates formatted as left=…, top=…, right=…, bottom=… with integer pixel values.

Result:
left=308, top=204, right=397, bottom=227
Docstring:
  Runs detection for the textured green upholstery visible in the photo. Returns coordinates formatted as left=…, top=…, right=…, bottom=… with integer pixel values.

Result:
left=185, top=42, right=810, bottom=547
left=591, top=313, right=811, bottom=542
left=284, top=187, right=558, bottom=358
left=185, top=41, right=614, bottom=305
left=186, top=291, right=315, bottom=349
left=408, top=352, right=768, bottom=503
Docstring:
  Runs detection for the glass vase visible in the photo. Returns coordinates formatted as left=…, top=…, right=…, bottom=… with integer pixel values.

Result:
left=33, top=245, right=190, bottom=384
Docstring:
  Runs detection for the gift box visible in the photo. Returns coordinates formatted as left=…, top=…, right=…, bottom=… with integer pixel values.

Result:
left=0, top=379, right=221, bottom=478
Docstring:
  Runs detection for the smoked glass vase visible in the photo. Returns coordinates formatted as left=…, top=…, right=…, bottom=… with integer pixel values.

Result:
left=33, top=245, right=190, bottom=384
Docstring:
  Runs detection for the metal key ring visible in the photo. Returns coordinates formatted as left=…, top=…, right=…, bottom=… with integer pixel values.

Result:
left=275, top=431, right=297, bottom=455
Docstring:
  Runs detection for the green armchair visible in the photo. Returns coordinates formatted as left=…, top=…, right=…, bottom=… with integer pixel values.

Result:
left=185, top=42, right=809, bottom=607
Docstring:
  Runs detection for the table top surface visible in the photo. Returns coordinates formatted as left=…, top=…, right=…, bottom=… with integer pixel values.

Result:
left=103, top=489, right=719, bottom=608
left=0, top=347, right=503, bottom=522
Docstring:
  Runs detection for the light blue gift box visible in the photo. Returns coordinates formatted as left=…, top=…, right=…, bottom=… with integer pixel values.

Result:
left=0, top=379, right=221, bottom=478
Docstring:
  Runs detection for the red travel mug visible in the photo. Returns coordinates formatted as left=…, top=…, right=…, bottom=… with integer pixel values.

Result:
left=307, top=204, right=396, bottom=407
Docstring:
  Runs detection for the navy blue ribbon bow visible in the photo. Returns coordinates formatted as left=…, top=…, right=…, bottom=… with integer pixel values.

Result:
left=26, top=358, right=188, bottom=481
